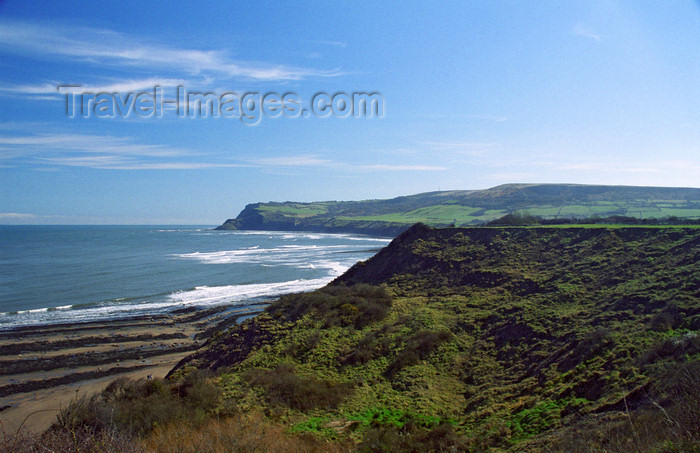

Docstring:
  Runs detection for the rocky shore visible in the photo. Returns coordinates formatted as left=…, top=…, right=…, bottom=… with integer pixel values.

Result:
left=0, top=304, right=265, bottom=434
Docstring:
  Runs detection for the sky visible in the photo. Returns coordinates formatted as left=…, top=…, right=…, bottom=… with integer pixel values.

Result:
left=0, top=1, right=699, bottom=224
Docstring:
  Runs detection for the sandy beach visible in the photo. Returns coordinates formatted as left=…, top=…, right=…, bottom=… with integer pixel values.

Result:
left=0, top=304, right=264, bottom=435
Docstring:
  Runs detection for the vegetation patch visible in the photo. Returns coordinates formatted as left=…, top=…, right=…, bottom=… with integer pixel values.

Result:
left=243, top=363, right=353, bottom=411
left=271, top=284, right=392, bottom=329
left=8, top=224, right=698, bottom=452
left=384, top=330, right=452, bottom=378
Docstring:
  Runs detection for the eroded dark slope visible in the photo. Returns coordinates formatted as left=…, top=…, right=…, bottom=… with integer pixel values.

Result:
left=172, top=225, right=700, bottom=451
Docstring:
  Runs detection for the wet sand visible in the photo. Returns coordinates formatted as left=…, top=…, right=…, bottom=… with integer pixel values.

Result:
left=0, top=304, right=265, bottom=435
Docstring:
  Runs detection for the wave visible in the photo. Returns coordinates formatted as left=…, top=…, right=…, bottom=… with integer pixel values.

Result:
left=174, top=244, right=354, bottom=266
left=167, top=277, right=331, bottom=306
left=314, top=260, right=348, bottom=276
left=218, top=230, right=391, bottom=242
left=0, top=228, right=382, bottom=330
left=7, top=304, right=75, bottom=315
left=337, top=235, right=392, bottom=243
left=155, top=228, right=209, bottom=233
left=0, top=274, right=340, bottom=330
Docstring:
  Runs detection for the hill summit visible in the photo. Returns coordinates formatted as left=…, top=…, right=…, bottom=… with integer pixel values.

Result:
left=169, top=223, right=699, bottom=451
left=216, top=183, right=700, bottom=236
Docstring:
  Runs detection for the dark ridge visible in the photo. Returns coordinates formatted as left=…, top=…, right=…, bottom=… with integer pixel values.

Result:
left=0, top=365, right=149, bottom=398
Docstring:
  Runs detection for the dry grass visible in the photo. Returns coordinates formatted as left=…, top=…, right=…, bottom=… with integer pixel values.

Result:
left=141, top=412, right=347, bottom=453
left=2, top=411, right=346, bottom=453
left=1, top=421, right=141, bottom=453
left=543, top=361, right=700, bottom=453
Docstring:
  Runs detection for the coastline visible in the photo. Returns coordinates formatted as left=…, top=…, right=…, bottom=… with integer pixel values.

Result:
left=0, top=227, right=389, bottom=437
left=0, top=303, right=264, bottom=435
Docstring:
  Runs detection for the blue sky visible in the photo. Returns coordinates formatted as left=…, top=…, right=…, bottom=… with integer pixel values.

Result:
left=1, top=1, right=699, bottom=224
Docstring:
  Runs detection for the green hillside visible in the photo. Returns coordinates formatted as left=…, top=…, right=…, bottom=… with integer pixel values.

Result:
left=216, top=184, right=700, bottom=236
left=20, top=224, right=699, bottom=452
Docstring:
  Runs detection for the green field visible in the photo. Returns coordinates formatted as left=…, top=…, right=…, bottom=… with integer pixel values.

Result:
left=336, top=204, right=484, bottom=224
left=257, top=203, right=330, bottom=217
left=218, top=184, right=700, bottom=235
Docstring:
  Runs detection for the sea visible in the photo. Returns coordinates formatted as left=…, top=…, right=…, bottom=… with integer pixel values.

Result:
left=0, top=225, right=390, bottom=331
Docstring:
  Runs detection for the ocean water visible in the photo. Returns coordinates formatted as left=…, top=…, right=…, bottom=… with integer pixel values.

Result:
left=0, top=226, right=390, bottom=330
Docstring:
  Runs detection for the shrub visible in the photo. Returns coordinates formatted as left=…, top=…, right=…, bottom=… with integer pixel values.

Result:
left=488, top=211, right=542, bottom=226
left=640, top=331, right=700, bottom=366
left=547, top=361, right=700, bottom=452
left=98, top=378, right=187, bottom=437
left=384, top=330, right=452, bottom=378
left=1, top=422, right=142, bottom=453
left=356, top=421, right=469, bottom=453
left=270, top=284, right=392, bottom=329
left=283, top=332, right=321, bottom=358
left=338, top=325, right=395, bottom=365
left=650, top=303, right=683, bottom=332
left=54, top=373, right=222, bottom=439
left=560, top=326, right=614, bottom=371
left=650, top=360, right=700, bottom=440
left=243, top=364, right=353, bottom=411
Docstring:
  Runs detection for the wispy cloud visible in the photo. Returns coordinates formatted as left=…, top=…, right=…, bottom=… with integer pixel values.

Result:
left=572, top=23, right=603, bottom=42
left=35, top=156, right=246, bottom=171
left=0, top=212, right=37, bottom=220
left=555, top=159, right=700, bottom=174
left=304, top=39, right=347, bottom=48
left=0, top=77, right=186, bottom=101
left=0, top=213, right=77, bottom=225
left=0, top=131, right=247, bottom=170
left=250, top=154, right=447, bottom=172
left=423, top=141, right=501, bottom=156
left=251, top=155, right=334, bottom=167
left=0, top=131, right=450, bottom=173
left=0, top=20, right=343, bottom=83
left=0, top=76, right=192, bottom=102
left=556, top=163, right=605, bottom=171
left=0, top=133, right=189, bottom=157
left=373, top=147, right=421, bottom=156
left=467, top=114, right=507, bottom=122
left=358, top=164, right=447, bottom=171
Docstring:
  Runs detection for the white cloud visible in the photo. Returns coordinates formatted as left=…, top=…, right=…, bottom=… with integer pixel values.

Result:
left=359, top=164, right=447, bottom=171
left=423, top=141, right=500, bottom=156
left=251, top=155, right=448, bottom=171
left=0, top=131, right=450, bottom=173
left=572, top=23, right=603, bottom=42
left=487, top=172, right=537, bottom=182
left=62, top=78, right=186, bottom=93
left=0, top=212, right=37, bottom=220
left=0, top=131, right=247, bottom=170
left=0, top=20, right=343, bottom=82
left=34, top=156, right=246, bottom=170
left=305, top=39, right=348, bottom=48
left=467, top=114, right=507, bottom=122
left=252, top=155, right=333, bottom=167
left=250, top=155, right=447, bottom=172
left=0, top=133, right=189, bottom=157
left=556, top=163, right=605, bottom=171
left=554, top=159, right=700, bottom=177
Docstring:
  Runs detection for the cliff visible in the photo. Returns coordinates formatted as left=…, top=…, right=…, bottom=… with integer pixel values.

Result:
left=215, top=183, right=700, bottom=236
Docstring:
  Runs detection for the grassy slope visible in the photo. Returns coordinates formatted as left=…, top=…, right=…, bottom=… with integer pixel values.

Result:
left=172, top=224, right=700, bottom=450
left=216, top=184, right=700, bottom=235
